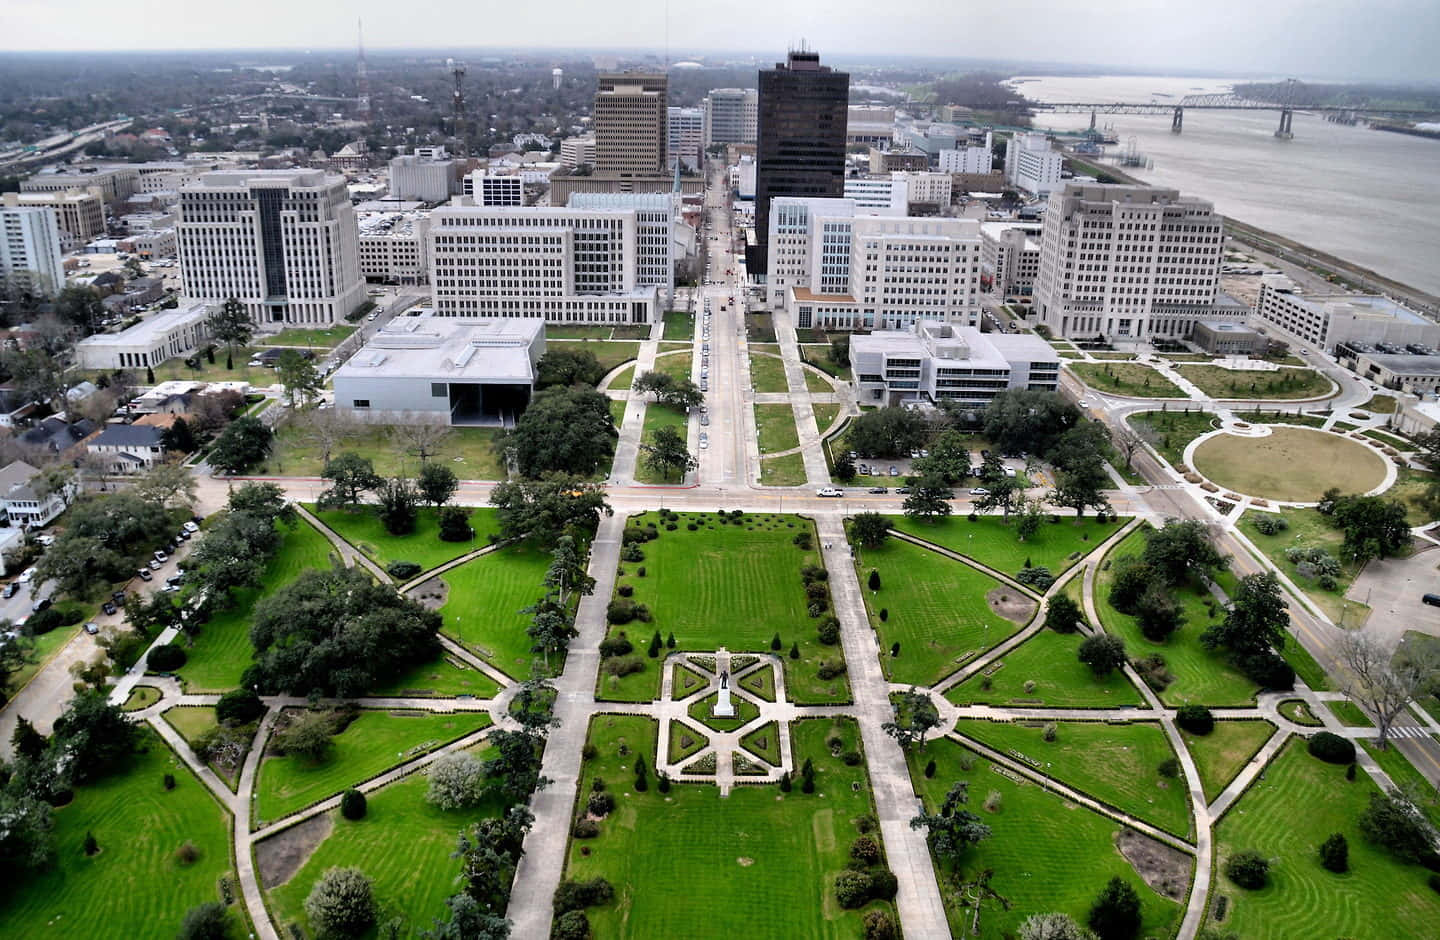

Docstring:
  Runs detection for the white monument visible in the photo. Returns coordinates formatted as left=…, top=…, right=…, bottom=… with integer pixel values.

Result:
left=714, top=648, right=735, bottom=717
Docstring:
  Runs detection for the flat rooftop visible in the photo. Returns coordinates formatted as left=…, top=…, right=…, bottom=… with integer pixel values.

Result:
left=1363, top=353, right=1440, bottom=377
left=75, top=302, right=209, bottom=348
left=335, top=316, right=543, bottom=383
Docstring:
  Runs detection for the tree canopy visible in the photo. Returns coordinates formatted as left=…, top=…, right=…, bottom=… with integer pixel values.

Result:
left=846, top=407, right=927, bottom=459
left=983, top=390, right=1080, bottom=459
left=1201, top=571, right=1288, bottom=656
left=208, top=416, right=272, bottom=475
left=505, top=386, right=615, bottom=478
left=535, top=348, right=606, bottom=389
left=489, top=475, right=611, bottom=549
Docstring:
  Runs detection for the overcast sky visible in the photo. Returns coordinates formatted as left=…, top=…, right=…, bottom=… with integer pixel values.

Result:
left=4, top=0, right=1438, bottom=82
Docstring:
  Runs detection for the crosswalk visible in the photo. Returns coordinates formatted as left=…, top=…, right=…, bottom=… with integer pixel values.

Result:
left=1386, top=725, right=1433, bottom=740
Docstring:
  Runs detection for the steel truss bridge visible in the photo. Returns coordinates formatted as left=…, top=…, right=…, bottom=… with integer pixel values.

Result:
left=1036, top=95, right=1439, bottom=138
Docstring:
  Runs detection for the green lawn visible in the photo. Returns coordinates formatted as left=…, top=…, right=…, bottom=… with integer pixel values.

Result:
left=740, top=721, right=782, bottom=766
left=687, top=691, right=761, bottom=733
left=609, top=397, right=627, bottom=428
left=308, top=505, right=498, bottom=572
left=668, top=721, right=710, bottom=764
left=663, top=310, right=694, bottom=341
left=150, top=344, right=278, bottom=386
left=1126, top=410, right=1219, bottom=468
left=947, top=628, right=1143, bottom=708
left=599, top=513, right=849, bottom=705
left=121, top=685, right=162, bottom=711
left=259, top=326, right=355, bottom=348
left=254, top=709, right=491, bottom=825
left=547, top=340, right=641, bottom=374
left=754, top=403, right=801, bottom=455
left=1326, top=700, right=1373, bottom=727
left=180, top=519, right=338, bottom=692
left=759, top=453, right=809, bottom=486
left=1096, top=527, right=1259, bottom=707
left=886, top=514, right=1116, bottom=577
left=858, top=538, right=1021, bottom=686
left=1237, top=507, right=1369, bottom=626
left=605, top=362, right=637, bottom=391
left=0, top=731, right=236, bottom=938
left=1177, top=364, right=1332, bottom=400
left=266, top=759, right=507, bottom=937
left=164, top=705, right=244, bottom=790
left=1359, top=394, right=1399, bottom=414
left=368, top=655, right=503, bottom=699
left=813, top=403, right=842, bottom=431
left=954, top=719, right=1193, bottom=838
left=566, top=715, right=894, bottom=938
left=804, top=369, right=834, bottom=393
left=1388, top=466, right=1439, bottom=527
left=1069, top=361, right=1186, bottom=398
left=799, top=344, right=848, bottom=379
left=269, top=425, right=506, bottom=480
left=1359, top=741, right=1440, bottom=829
left=634, top=402, right=691, bottom=485
left=1279, top=699, right=1323, bottom=726
left=1181, top=719, right=1276, bottom=803
left=652, top=348, right=694, bottom=384
left=1208, top=739, right=1440, bottom=938
left=435, top=540, right=558, bottom=679
left=1192, top=428, right=1385, bottom=502
left=908, top=738, right=1183, bottom=939
left=749, top=351, right=791, bottom=393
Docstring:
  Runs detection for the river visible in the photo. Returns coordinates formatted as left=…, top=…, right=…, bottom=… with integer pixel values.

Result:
left=1008, top=75, right=1440, bottom=296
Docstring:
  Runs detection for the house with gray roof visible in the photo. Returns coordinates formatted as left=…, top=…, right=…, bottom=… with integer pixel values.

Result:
left=86, top=423, right=167, bottom=473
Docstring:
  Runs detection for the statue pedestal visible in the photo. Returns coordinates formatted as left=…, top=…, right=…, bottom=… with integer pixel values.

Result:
left=714, top=685, right=735, bottom=717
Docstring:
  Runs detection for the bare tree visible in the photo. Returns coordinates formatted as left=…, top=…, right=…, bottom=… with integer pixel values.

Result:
left=297, top=408, right=356, bottom=467
left=389, top=415, right=453, bottom=464
left=1337, top=632, right=1437, bottom=750
left=1113, top=424, right=1144, bottom=470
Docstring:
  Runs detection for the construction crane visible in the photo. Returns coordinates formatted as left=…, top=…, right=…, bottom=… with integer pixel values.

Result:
left=447, top=58, right=467, bottom=156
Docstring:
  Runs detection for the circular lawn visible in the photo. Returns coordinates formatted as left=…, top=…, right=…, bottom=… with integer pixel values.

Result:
left=1190, top=427, right=1387, bottom=502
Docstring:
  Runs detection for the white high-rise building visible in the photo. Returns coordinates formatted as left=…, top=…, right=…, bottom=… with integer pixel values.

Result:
left=1004, top=133, right=1063, bottom=195
left=1033, top=183, right=1225, bottom=341
left=703, top=88, right=758, bottom=147
left=471, top=172, right=525, bottom=207
left=900, top=171, right=952, bottom=209
left=559, top=135, right=596, bottom=169
left=767, top=197, right=983, bottom=331
left=177, top=169, right=365, bottom=325
left=389, top=148, right=458, bottom=203
left=843, top=176, right=908, bottom=214
left=939, top=132, right=993, bottom=174
left=0, top=206, right=65, bottom=297
left=667, top=107, right=704, bottom=171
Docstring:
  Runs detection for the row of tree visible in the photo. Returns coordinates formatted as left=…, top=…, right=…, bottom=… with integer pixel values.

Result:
left=319, top=451, right=468, bottom=538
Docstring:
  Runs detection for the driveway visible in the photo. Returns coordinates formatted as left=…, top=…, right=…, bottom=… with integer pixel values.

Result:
left=1346, top=543, right=1440, bottom=649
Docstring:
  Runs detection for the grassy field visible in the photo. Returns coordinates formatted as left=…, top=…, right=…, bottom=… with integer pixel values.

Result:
left=759, top=453, right=809, bottom=486
left=886, top=514, right=1116, bottom=577
left=651, top=348, right=694, bottom=386
left=1181, top=720, right=1276, bottom=803
left=1388, top=466, right=1439, bottom=527
left=634, top=402, right=691, bottom=485
left=1278, top=699, right=1323, bottom=726
left=1192, top=428, right=1386, bottom=502
left=180, top=519, right=338, bottom=692
left=151, top=344, right=276, bottom=386
left=266, top=758, right=507, bottom=937
left=122, top=684, right=162, bottom=711
left=946, top=627, right=1144, bottom=708
left=755, top=403, right=801, bottom=454
left=749, top=351, right=791, bottom=393
left=663, top=310, right=694, bottom=342
left=269, top=424, right=506, bottom=480
left=813, top=403, right=842, bottom=431
left=565, top=715, right=894, bottom=938
left=309, top=505, right=498, bottom=572
left=164, top=705, right=243, bottom=789
left=368, top=654, right=503, bottom=699
left=254, top=709, right=491, bottom=825
left=0, top=731, right=236, bottom=938
left=1326, top=700, right=1373, bottom=727
left=1359, top=741, right=1440, bottom=829
left=608, top=398, right=627, bottom=429
left=1208, top=739, right=1440, bottom=938
left=1095, top=527, right=1259, bottom=707
left=435, top=541, right=557, bottom=679
left=599, top=513, right=849, bottom=705
left=908, top=738, right=1184, bottom=938
left=804, top=368, right=833, bottom=393
left=1359, top=394, right=1399, bottom=414
left=954, top=719, right=1192, bottom=838
left=547, top=339, right=641, bottom=374
left=259, top=326, right=355, bottom=348
left=605, top=362, right=637, bottom=391
left=1127, top=410, right=1219, bottom=468
left=858, top=538, right=1020, bottom=686
left=799, top=344, right=849, bottom=379
left=1177, top=364, right=1332, bottom=400
left=1237, top=507, right=1369, bottom=626
left=1069, top=361, right=1185, bottom=398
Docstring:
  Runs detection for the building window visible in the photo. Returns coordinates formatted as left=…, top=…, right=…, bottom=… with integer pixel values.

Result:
left=353, top=399, right=370, bottom=409
left=431, top=383, right=447, bottom=398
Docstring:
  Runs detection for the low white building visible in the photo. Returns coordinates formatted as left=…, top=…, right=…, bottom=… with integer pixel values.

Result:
left=901, top=171, right=953, bottom=210
left=0, top=460, right=74, bottom=529
left=358, top=211, right=430, bottom=285
left=939, top=133, right=993, bottom=174
left=851, top=320, right=1060, bottom=407
left=1253, top=274, right=1440, bottom=352
left=333, top=314, right=545, bottom=426
left=389, top=149, right=459, bottom=203
left=980, top=221, right=1042, bottom=297
left=471, top=172, right=525, bottom=208
left=843, top=176, right=908, bottom=214
left=74, top=302, right=213, bottom=370
left=559, top=135, right=596, bottom=169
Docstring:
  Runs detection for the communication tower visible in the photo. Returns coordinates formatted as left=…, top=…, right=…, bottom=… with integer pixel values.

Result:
left=448, top=58, right=467, bottom=156
left=356, top=19, right=371, bottom=122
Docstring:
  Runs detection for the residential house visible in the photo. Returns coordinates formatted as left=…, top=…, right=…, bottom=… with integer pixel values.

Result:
left=18, top=416, right=96, bottom=459
left=86, top=423, right=166, bottom=473
left=0, top=460, right=75, bottom=529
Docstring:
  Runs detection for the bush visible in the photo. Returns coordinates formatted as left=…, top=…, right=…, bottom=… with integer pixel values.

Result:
left=1014, top=565, right=1055, bottom=590
left=1430, top=873, right=1440, bottom=895
left=1157, top=758, right=1180, bottom=779
left=25, top=607, right=64, bottom=634
left=801, top=564, right=829, bottom=583
left=817, top=617, right=841, bottom=645
left=553, top=876, right=614, bottom=915
left=601, top=655, right=644, bottom=678
left=1087, top=876, right=1141, bottom=940
left=146, top=643, right=187, bottom=672
left=606, top=599, right=640, bottom=624
left=83, top=830, right=99, bottom=856
left=598, top=634, right=633, bottom=658
left=1307, top=731, right=1356, bottom=765
left=174, top=840, right=201, bottom=865
left=1359, top=791, right=1440, bottom=863
left=818, top=660, right=847, bottom=680
left=833, top=870, right=873, bottom=909
left=552, top=910, right=590, bottom=940
left=863, top=910, right=899, bottom=940
left=1176, top=704, right=1214, bottom=735
left=924, top=759, right=937, bottom=778
left=1319, top=832, right=1348, bottom=873
left=868, top=569, right=881, bottom=591
left=620, top=543, right=645, bottom=563
left=878, top=608, right=888, bottom=622
left=1225, top=850, right=1269, bottom=889
left=616, top=583, right=634, bottom=597
left=1043, top=723, right=1057, bottom=742
left=177, top=901, right=232, bottom=940
left=587, top=791, right=615, bottom=817
left=340, top=789, right=367, bottom=820
left=216, top=688, right=265, bottom=726
left=842, top=750, right=862, bottom=766
left=805, top=581, right=829, bottom=603
left=850, top=835, right=881, bottom=865
left=1238, top=650, right=1294, bottom=690
left=868, top=868, right=898, bottom=901
left=437, top=505, right=474, bottom=542
left=572, top=817, right=599, bottom=839
left=385, top=561, right=422, bottom=580
left=1253, top=514, right=1289, bottom=535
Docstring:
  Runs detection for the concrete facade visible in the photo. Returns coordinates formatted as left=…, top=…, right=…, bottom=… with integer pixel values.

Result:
left=703, top=88, right=758, bottom=147
left=594, top=73, right=668, bottom=177
left=980, top=222, right=1042, bottom=297
left=0, top=206, right=65, bottom=297
left=1252, top=274, right=1440, bottom=352
left=559, top=135, right=596, bottom=169
left=851, top=320, right=1060, bottom=406
left=667, top=107, right=704, bottom=171
left=357, top=211, right=430, bottom=284
left=388, top=151, right=459, bottom=203
left=74, top=302, right=213, bottom=369
left=3, top=189, right=107, bottom=248
left=1004, top=133, right=1063, bottom=195
left=1192, top=320, right=1269, bottom=356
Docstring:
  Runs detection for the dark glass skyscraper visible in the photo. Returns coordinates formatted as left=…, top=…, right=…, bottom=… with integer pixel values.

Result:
left=749, top=50, right=849, bottom=277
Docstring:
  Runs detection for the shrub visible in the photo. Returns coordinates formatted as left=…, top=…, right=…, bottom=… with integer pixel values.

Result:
left=1042, top=723, right=1058, bottom=742
left=805, top=581, right=829, bottom=602
left=146, top=643, right=187, bottom=672
left=425, top=751, right=485, bottom=811
left=842, top=750, right=862, bottom=766
left=601, top=655, right=645, bottom=678
left=616, top=583, right=634, bottom=598
left=553, top=876, right=614, bottom=915
left=1176, top=704, right=1214, bottom=735
left=1087, top=877, right=1141, bottom=940
left=163, top=773, right=176, bottom=790
left=83, top=830, right=99, bottom=856
left=879, top=608, right=889, bottom=622
left=1157, top=758, right=1180, bottom=779
left=817, top=617, right=841, bottom=645
left=779, top=771, right=791, bottom=792
left=771, top=632, right=782, bottom=650
left=620, top=543, right=645, bottom=563
left=1253, top=514, right=1289, bottom=535
left=868, top=569, right=881, bottom=590
left=174, top=840, right=201, bottom=865
left=606, top=599, right=640, bottom=624
left=177, top=902, right=231, bottom=940
left=587, top=791, right=615, bottom=817
left=385, top=561, right=422, bottom=580
left=1430, top=873, right=1440, bottom=895
left=984, top=790, right=1003, bottom=812
left=437, top=505, right=474, bottom=542
left=863, top=910, right=900, bottom=940
left=572, top=817, right=600, bottom=839
left=807, top=600, right=829, bottom=617
left=1319, top=832, right=1348, bottom=873
left=850, top=835, right=881, bottom=865
left=647, top=632, right=662, bottom=658
left=216, top=688, right=265, bottom=726
left=924, top=759, right=937, bottom=778
left=552, top=910, right=590, bottom=940
left=1307, top=731, right=1356, bottom=765
left=833, top=870, right=873, bottom=909
left=790, top=642, right=800, bottom=659
left=868, top=869, right=899, bottom=901
left=340, top=789, right=367, bottom=820
left=1014, top=565, right=1055, bottom=590
left=818, top=660, right=847, bottom=680
left=1359, top=791, right=1440, bottom=863
left=1238, top=650, right=1294, bottom=690
left=1225, top=850, right=1269, bottom=889
left=598, top=634, right=633, bottom=658
left=801, top=564, right=829, bottom=583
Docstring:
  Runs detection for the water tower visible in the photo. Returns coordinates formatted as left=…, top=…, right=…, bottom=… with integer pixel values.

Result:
left=552, top=68, right=563, bottom=90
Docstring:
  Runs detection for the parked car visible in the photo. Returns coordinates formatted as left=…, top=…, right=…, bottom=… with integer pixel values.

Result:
left=816, top=487, right=843, bottom=497
left=969, top=487, right=990, bottom=496
left=17, top=568, right=34, bottom=583
left=868, top=486, right=888, bottom=494
left=112, top=591, right=126, bottom=604
left=101, top=601, right=117, bottom=616
left=1424, top=593, right=1440, bottom=608
left=2, top=583, right=17, bottom=599
left=30, top=598, right=50, bottom=614
left=153, top=550, right=168, bottom=563
left=888, top=466, right=900, bottom=477
left=137, top=569, right=152, bottom=581
left=84, top=622, right=99, bottom=635
left=148, top=560, right=162, bottom=571
left=896, top=486, right=913, bottom=494
left=183, top=521, right=199, bottom=533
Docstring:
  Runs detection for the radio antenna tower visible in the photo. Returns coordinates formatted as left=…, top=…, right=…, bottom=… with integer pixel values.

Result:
left=448, top=58, right=468, bottom=156
left=356, top=19, right=371, bottom=123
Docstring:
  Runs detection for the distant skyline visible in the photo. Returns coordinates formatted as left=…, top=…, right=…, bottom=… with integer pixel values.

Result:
left=4, top=0, right=1440, bottom=83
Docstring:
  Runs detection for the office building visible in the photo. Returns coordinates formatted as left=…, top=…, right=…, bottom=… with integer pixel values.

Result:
left=851, top=320, right=1060, bottom=406
left=1033, top=184, right=1225, bottom=341
left=389, top=148, right=459, bottom=203
left=594, top=73, right=668, bottom=177
left=869, top=148, right=929, bottom=173
left=1191, top=321, right=1269, bottom=356
left=559, top=135, right=596, bottom=168
left=939, top=132, right=993, bottom=174
left=22, top=166, right=138, bottom=204
left=334, top=313, right=545, bottom=425
left=1252, top=274, right=1440, bottom=351
left=1345, top=350, right=1440, bottom=396
left=568, top=192, right=674, bottom=302
left=980, top=222, right=1042, bottom=298
left=703, top=88, right=758, bottom=147
left=843, top=177, right=908, bottom=214
left=768, top=197, right=982, bottom=331
left=177, top=169, right=365, bottom=325
left=902, top=171, right=952, bottom=210
left=0, top=206, right=65, bottom=297
left=750, top=50, right=849, bottom=276
left=74, top=301, right=212, bottom=369
left=357, top=211, right=430, bottom=285
left=847, top=105, right=896, bottom=150
left=471, top=172, right=525, bottom=207
left=1004, top=133, right=1063, bottom=195
left=668, top=107, right=705, bottom=171
left=3, top=189, right=106, bottom=248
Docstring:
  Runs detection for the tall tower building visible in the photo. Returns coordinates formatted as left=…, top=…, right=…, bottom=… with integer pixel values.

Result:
left=0, top=206, right=65, bottom=297
left=750, top=50, right=848, bottom=276
left=703, top=88, right=758, bottom=147
left=593, top=73, right=668, bottom=177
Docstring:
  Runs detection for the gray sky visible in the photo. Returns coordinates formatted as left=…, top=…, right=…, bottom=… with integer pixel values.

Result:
left=4, top=0, right=1438, bottom=82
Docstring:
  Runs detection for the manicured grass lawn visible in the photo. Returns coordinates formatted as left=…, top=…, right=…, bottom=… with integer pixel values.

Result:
left=259, top=326, right=355, bottom=348
left=1192, top=428, right=1386, bottom=502
left=600, top=513, right=849, bottom=705
left=0, top=731, right=236, bottom=938
left=908, top=738, right=1183, bottom=938
left=547, top=339, right=641, bottom=374
left=740, top=722, right=782, bottom=766
left=759, top=452, right=808, bottom=486
left=122, top=684, right=162, bottom=711
left=663, top=310, right=694, bottom=341
left=164, top=704, right=247, bottom=790
left=799, top=344, right=847, bottom=378
left=954, top=719, right=1193, bottom=838
left=651, top=348, right=694, bottom=384
left=1326, top=700, right=1373, bottom=727
left=1359, top=394, right=1398, bottom=414
left=608, top=397, right=627, bottom=428
left=1126, top=409, right=1219, bottom=468
left=1181, top=719, right=1276, bottom=804
left=1280, top=636, right=1331, bottom=691
left=566, top=715, right=894, bottom=938
left=269, top=424, right=506, bottom=479
left=1177, top=364, right=1332, bottom=400
left=151, top=344, right=277, bottom=386
left=859, top=538, right=1020, bottom=686
left=1208, top=739, right=1440, bottom=938
left=749, top=351, right=790, bottom=393
left=947, top=628, right=1143, bottom=708
left=436, top=541, right=557, bottom=679
left=254, top=709, right=491, bottom=825
left=687, top=691, right=760, bottom=732
left=1069, top=361, right=1185, bottom=398
left=1278, top=699, right=1323, bottom=726
left=668, top=721, right=710, bottom=763
left=1096, top=527, right=1258, bottom=706
left=181, top=519, right=338, bottom=692
left=266, top=757, right=507, bottom=936
left=813, top=402, right=842, bottom=431
left=634, top=402, right=691, bottom=485
left=309, top=505, right=497, bottom=572
left=1359, top=741, right=1440, bottom=829
left=887, top=514, right=1116, bottom=577
left=604, top=362, right=637, bottom=391
left=5, top=620, right=84, bottom=697
left=1238, top=507, right=1369, bottom=626
left=545, top=325, right=615, bottom=339
left=368, top=655, right=503, bottom=699
left=804, top=368, right=833, bottom=393
left=754, top=403, right=800, bottom=454
left=1236, top=410, right=1329, bottom=429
